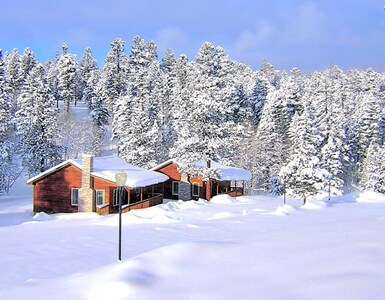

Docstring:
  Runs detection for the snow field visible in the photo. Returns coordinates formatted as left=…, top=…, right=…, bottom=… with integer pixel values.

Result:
left=1, top=184, right=385, bottom=299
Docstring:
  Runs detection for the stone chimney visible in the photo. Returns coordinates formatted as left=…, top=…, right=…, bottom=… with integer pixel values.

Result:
left=78, top=154, right=95, bottom=212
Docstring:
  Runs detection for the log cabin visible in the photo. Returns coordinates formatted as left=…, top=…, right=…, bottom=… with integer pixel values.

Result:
left=27, top=155, right=169, bottom=215
left=151, top=159, right=252, bottom=201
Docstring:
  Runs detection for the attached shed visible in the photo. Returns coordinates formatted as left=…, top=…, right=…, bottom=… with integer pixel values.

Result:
left=27, top=155, right=169, bottom=215
left=152, top=159, right=251, bottom=201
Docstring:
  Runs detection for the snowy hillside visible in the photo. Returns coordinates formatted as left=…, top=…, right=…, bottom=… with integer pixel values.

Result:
left=1, top=176, right=385, bottom=299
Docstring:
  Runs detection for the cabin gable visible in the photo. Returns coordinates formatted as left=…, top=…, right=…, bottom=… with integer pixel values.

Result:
left=32, top=164, right=82, bottom=214
left=156, top=162, right=181, bottom=181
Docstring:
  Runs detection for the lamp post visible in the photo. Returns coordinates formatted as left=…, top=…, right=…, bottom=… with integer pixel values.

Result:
left=327, top=174, right=333, bottom=201
left=115, top=170, right=127, bottom=261
left=280, top=174, right=287, bottom=205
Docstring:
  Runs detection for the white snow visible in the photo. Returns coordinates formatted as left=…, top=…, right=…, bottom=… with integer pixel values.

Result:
left=1, top=176, right=385, bottom=299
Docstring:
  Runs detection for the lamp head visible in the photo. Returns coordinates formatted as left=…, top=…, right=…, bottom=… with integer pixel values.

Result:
left=115, top=170, right=127, bottom=187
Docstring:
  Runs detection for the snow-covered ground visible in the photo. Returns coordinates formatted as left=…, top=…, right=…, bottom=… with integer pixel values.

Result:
left=1, top=176, right=385, bottom=300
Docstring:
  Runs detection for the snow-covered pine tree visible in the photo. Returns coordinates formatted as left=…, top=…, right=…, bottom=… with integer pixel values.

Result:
left=86, top=70, right=109, bottom=155
left=377, top=115, right=385, bottom=147
left=78, top=47, right=99, bottom=109
left=251, top=82, right=291, bottom=190
left=188, top=43, right=236, bottom=165
left=319, top=122, right=348, bottom=196
left=304, top=67, right=350, bottom=195
left=4, top=49, right=21, bottom=115
left=354, top=91, right=380, bottom=184
left=19, top=48, right=38, bottom=88
left=183, top=42, right=222, bottom=171
left=57, top=44, right=77, bottom=112
left=100, top=38, right=129, bottom=113
left=168, top=54, right=197, bottom=163
left=259, top=61, right=280, bottom=88
left=249, top=77, right=268, bottom=127
left=116, top=37, right=164, bottom=168
left=159, top=48, right=177, bottom=157
left=45, top=52, right=61, bottom=109
left=362, top=142, right=385, bottom=193
left=280, top=69, right=304, bottom=121
left=0, top=50, right=17, bottom=193
left=280, top=104, right=327, bottom=203
left=15, top=63, right=60, bottom=175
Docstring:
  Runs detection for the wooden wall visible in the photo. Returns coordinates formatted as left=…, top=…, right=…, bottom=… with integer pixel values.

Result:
left=33, top=164, right=82, bottom=214
left=157, top=163, right=182, bottom=181
left=155, top=162, right=208, bottom=200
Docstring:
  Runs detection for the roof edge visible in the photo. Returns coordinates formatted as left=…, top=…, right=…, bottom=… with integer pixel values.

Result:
left=150, top=158, right=177, bottom=171
left=27, top=159, right=81, bottom=185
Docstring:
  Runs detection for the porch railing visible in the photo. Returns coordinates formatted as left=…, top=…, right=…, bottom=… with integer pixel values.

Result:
left=122, top=193, right=163, bottom=213
left=96, top=193, right=164, bottom=215
left=225, top=187, right=244, bottom=197
left=96, top=203, right=110, bottom=215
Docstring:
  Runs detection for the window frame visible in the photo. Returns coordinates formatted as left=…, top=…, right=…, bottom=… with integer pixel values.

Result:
left=113, top=189, right=119, bottom=207
left=172, top=181, right=179, bottom=195
left=192, top=183, right=200, bottom=197
left=113, top=188, right=128, bottom=206
left=95, top=190, right=105, bottom=206
left=71, top=188, right=79, bottom=206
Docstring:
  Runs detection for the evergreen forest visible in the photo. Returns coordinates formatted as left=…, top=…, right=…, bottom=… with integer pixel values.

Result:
left=1, top=36, right=384, bottom=200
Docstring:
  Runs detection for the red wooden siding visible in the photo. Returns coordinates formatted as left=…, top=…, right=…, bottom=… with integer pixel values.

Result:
left=33, top=164, right=82, bottom=214
left=93, top=176, right=117, bottom=206
left=157, top=163, right=181, bottom=181
left=156, top=163, right=180, bottom=199
left=190, top=175, right=206, bottom=199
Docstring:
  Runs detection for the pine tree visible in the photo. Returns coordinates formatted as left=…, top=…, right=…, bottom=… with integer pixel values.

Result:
left=251, top=84, right=290, bottom=190
left=86, top=70, right=109, bottom=155
left=57, top=44, right=77, bottom=112
left=160, top=48, right=177, bottom=156
left=0, top=50, right=16, bottom=193
left=305, top=67, right=351, bottom=194
left=100, top=38, right=129, bottom=113
left=4, top=49, right=21, bottom=114
left=354, top=91, right=380, bottom=184
left=249, top=77, right=268, bottom=127
left=259, top=61, right=280, bottom=88
left=115, top=37, right=164, bottom=168
left=16, top=63, right=59, bottom=175
left=280, top=104, right=327, bottom=203
left=168, top=54, right=196, bottom=161
left=363, top=142, right=385, bottom=193
left=45, top=53, right=61, bottom=108
left=19, top=48, right=37, bottom=87
left=188, top=43, right=239, bottom=165
left=78, top=47, right=99, bottom=109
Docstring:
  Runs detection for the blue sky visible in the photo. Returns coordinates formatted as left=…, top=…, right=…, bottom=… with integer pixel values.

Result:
left=2, top=0, right=385, bottom=72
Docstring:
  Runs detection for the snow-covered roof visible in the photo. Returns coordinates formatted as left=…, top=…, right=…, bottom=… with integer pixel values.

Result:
left=152, top=159, right=252, bottom=181
left=27, top=156, right=169, bottom=188
left=194, top=160, right=252, bottom=181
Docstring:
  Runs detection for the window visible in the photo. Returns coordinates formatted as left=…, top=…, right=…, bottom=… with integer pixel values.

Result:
left=113, top=189, right=119, bottom=207
left=172, top=181, right=179, bottom=195
left=71, top=188, right=79, bottom=206
left=113, top=188, right=128, bottom=207
left=95, top=190, right=105, bottom=206
left=192, top=183, right=200, bottom=197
